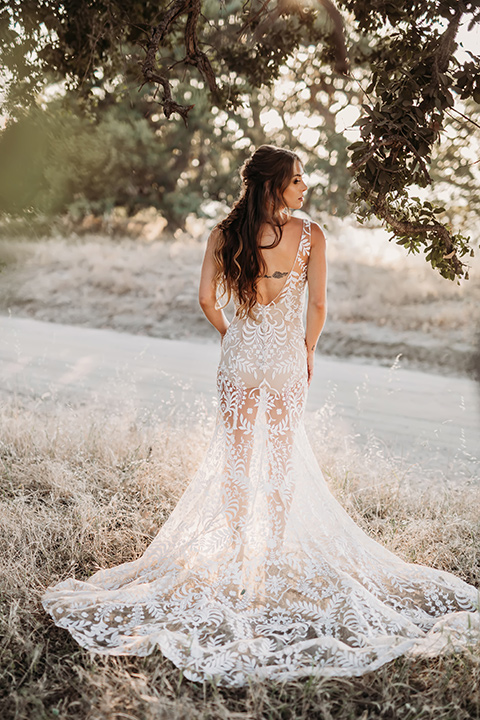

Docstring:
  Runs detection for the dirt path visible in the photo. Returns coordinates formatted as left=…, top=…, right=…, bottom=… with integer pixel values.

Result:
left=1, top=315, right=478, bottom=483
left=0, top=222, right=479, bottom=377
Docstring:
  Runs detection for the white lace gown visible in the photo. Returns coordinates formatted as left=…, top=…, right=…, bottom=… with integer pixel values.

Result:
left=42, top=218, right=479, bottom=685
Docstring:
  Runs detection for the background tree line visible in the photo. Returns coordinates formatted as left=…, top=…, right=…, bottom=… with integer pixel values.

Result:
left=0, top=0, right=479, bottom=280
left=0, top=76, right=354, bottom=229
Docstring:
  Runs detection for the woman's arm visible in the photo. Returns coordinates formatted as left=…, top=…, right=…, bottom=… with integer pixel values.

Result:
left=305, top=222, right=327, bottom=386
left=198, top=228, right=230, bottom=337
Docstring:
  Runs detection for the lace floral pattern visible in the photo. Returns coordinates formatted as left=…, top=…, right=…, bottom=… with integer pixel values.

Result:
left=42, top=218, right=479, bottom=685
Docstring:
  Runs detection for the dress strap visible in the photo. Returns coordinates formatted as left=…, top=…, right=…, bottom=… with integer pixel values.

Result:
left=301, top=217, right=312, bottom=260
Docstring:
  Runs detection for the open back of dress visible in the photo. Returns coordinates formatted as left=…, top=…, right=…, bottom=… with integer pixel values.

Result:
left=42, top=218, right=479, bottom=685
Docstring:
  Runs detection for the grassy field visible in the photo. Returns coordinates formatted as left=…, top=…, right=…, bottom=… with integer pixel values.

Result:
left=0, top=216, right=479, bottom=375
left=1, top=396, right=479, bottom=720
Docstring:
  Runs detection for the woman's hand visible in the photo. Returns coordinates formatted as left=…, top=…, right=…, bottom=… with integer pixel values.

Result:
left=306, top=349, right=315, bottom=387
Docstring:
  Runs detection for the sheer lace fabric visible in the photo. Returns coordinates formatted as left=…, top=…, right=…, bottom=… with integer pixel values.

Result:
left=42, top=218, right=479, bottom=685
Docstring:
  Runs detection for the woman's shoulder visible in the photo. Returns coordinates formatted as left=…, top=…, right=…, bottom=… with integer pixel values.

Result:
left=309, top=219, right=326, bottom=248
left=292, top=215, right=326, bottom=247
left=207, top=224, right=224, bottom=247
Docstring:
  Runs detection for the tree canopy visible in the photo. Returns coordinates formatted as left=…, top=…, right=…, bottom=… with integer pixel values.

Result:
left=0, top=0, right=479, bottom=280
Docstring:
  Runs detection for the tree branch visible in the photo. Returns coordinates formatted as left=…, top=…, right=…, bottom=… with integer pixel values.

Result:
left=435, top=7, right=462, bottom=74
left=141, top=0, right=194, bottom=123
left=240, top=0, right=348, bottom=74
left=447, top=107, right=480, bottom=131
left=374, top=197, right=465, bottom=277
left=350, top=134, right=431, bottom=184
left=318, top=0, right=349, bottom=74
left=141, top=0, right=218, bottom=121
left=184, top=0, right=218, bottom=94
left=238, top=0, right=273, bottom=38
left=141, top=70, right=194, bottom=122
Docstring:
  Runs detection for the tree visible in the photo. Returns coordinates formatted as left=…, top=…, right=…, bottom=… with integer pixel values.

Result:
left=0, top=0, right=479, bottom=279
left=0, top=76, right=354, bottom=226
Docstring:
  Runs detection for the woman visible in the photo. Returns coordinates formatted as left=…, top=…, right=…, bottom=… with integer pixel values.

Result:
left=43, top=145, right=478, bottom=686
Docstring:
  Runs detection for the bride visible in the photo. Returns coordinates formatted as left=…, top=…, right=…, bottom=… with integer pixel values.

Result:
left=42, top=145, right=479, bottom=685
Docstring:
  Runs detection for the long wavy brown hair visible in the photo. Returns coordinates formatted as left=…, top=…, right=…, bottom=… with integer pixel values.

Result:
left=214, top=145, right=301, bottom=317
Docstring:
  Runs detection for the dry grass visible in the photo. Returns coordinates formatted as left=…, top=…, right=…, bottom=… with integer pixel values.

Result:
left=0, top=216, right=479, bottom=375
left=326, top=219, right=480, bottom=337
left=1, top=395, right=479, bottom=720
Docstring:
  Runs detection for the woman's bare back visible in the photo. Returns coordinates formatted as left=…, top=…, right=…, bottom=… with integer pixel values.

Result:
left=256, top=216, right=305, bottom=306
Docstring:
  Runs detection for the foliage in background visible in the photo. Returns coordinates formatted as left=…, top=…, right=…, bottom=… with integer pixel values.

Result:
left=0, top=91, right=209, bottom=227
left=0, top=1, right=479, bottom=278
left=0, top=76, right=355, bottom=228
left=429, top=97, right=480, bottom=231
